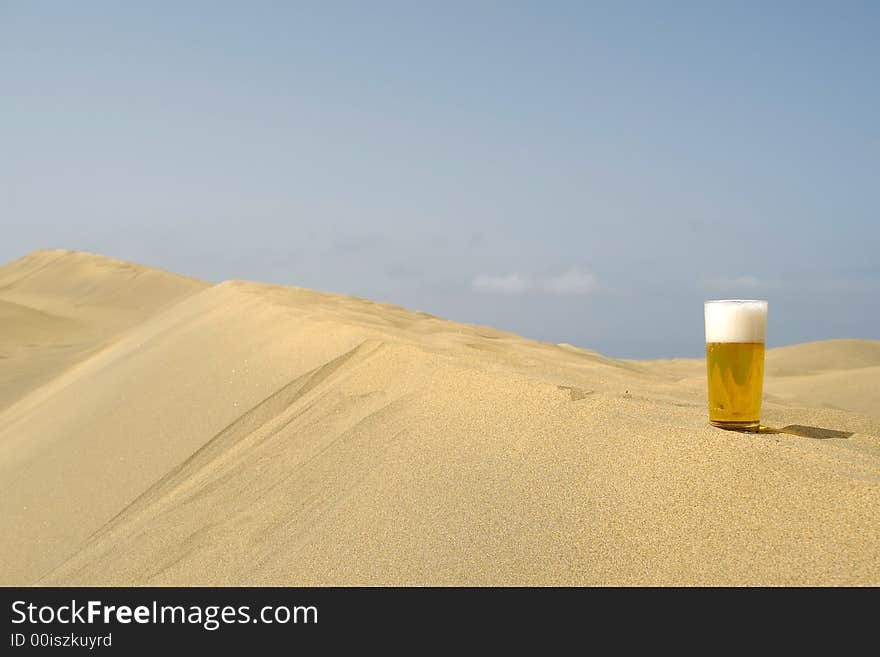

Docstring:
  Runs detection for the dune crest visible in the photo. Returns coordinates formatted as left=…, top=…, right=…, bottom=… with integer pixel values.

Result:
left=0, top=249, right=207, bottom=319
left=0, top=250, right=209, bottom=412
left=1, top=251, right=878, bottom=585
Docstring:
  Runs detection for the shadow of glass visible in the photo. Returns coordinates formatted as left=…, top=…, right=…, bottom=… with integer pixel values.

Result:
left=757, top=424, right=854, bottom=440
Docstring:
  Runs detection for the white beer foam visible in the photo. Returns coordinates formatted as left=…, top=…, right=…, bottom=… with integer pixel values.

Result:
left=704, top=300, right=767, bottom=343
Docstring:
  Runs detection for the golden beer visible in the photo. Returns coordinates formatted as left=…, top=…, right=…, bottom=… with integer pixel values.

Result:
left=704, top=300, right=768, bottom=431
left=706, top=342, right=765, bottom=429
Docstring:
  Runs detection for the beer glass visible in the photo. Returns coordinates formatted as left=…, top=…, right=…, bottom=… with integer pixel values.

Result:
left=704, top=300, right=768, bottom=430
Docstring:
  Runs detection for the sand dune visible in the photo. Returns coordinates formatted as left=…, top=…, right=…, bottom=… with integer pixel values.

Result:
left=765, top=339, right=880, bottom=377
left=1, top=251, right=878, bottom=585
left=0, top=250, right=208, bottom=411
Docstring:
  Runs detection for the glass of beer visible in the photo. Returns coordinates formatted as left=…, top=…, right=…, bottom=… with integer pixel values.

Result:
left=704, top=299, right=768, bottom=431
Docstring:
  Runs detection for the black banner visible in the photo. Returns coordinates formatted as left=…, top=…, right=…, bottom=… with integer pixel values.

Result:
left=0, top=587, right=871, bottom=651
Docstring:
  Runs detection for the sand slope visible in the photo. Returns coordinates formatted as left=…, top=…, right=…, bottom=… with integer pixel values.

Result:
left=0, top=250, right=208, bottom=411
left=1, top=252, right=878, bottom=585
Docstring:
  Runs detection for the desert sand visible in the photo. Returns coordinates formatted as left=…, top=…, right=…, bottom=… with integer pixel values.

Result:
left=1, top=249, right=877, bottom=586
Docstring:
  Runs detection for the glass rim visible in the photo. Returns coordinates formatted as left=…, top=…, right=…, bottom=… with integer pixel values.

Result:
left=704, top=299, right=767, bottom=305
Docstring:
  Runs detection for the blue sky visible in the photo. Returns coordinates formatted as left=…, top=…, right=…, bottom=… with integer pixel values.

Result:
left=2, top=1, right=878, bottom=357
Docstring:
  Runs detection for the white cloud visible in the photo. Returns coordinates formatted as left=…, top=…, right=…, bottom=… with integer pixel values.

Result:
left=543, top=267, right=599, bottom=296
left=704, top=275, right=763, bottom=289
left=472, top=267, right=599, bottom=296
left=472, top=272, right=534, bottom=295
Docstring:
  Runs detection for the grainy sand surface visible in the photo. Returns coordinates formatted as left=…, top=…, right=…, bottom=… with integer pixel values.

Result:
left=1, top=250, right=877, bottom=585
